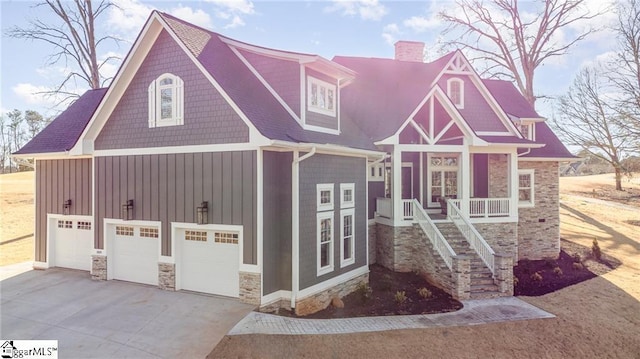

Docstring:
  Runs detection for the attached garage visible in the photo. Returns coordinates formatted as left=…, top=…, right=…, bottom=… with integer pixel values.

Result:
left=50, top=217, right=93, bottom=271
left=175, top=225, right=240, bottom=297
left=109, top=223, right=160, bottom=286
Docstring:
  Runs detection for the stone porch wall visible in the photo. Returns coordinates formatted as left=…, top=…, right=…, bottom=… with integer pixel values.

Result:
left=488, top=154, right=509, bottom=198
left=518, top=161, right=560, bottom=260
left=368, top=222, right=377, bottom=265
left=295, top=272, right=369, bottom=316
left=474, top=222, right=518, bottom=262
left=239, top=272, right=261, bottom=306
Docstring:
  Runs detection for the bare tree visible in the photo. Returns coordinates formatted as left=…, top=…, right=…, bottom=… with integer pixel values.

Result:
left=440, top=0, right=602, bottom=106
left=6, top=0, right=120, bottom=104
left=24, top=110, right=46, bottom=139
left=608, top=0, right=640, bottom=143
left=554, top=67, right=634, bottom=190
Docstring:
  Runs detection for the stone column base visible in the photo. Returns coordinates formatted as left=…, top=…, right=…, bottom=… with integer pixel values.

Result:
left=451, top=255, right=471, bottom=300
left=91, top=255, right=107, bottom=281
left=239, top=272, right=261, bottom=306
left=494, top=253, right=514, bottom=296
left=295, top=272, right=369, bottom=316
left=159, top=263, right=175, bottom=290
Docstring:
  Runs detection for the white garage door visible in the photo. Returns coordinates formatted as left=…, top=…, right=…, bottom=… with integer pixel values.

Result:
left=179, top=229, right=239, bottom=297
left=54, top=219, right=93, bottom=271
left=112, top=225, right=159, bottom=286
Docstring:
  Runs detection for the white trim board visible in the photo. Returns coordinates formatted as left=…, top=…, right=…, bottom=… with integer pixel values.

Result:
left=297, top=265, right=369, bottom=300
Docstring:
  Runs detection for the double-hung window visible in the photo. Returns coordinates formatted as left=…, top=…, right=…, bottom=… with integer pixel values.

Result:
left=447, top=78, right=464, bottom=109
left=340, top=183, right=355, bottom=267
left=317, top=183, right=334, bottom=275
left=518, top=169, right=535, bottom=207
left=308, top=77, right=336, bottom=116
left=148, top=73, right=184, bottom=128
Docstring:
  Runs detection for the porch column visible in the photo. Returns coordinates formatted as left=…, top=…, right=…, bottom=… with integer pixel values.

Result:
left=460, top=145, right=470, bottom=215
left=392, top=146, right=403, bottom=225
left=509, top=150, right=519, bottom=218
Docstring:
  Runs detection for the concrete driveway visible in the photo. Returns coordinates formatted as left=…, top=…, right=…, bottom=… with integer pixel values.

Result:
left=0, top=266, right=254, bottom=358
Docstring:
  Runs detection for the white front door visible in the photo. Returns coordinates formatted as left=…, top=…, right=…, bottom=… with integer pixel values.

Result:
left=427, top=154, right=460, bottom=207
left=53, top=218, right=93, bottom=271
left=178, top=228, right=239, bottom=297
left=112, top=225, right=159, bottom=286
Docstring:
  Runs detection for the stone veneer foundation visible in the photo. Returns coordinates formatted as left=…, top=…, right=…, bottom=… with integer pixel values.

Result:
left=239, top=272, right=261, bottom=306
left=518, top=161, right=560, bottom=260
left=158, top=263, right=175, bottom=290
left=91, top=255, right=107, bottom=280
left=294, top=272, right=369, bottom=316
left=474, top=222, right=518, bottom=261
left=368, top=222, right=377, bottom=265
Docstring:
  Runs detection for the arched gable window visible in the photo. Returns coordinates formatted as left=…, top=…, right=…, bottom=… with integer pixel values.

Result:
left=447, top=77, right=464, bottom=109
left=148, top=73, right=184, bottom=128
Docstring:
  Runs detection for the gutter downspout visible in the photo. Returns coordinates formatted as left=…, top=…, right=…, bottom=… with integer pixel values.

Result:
left=291, top=147, right=317, bottom=309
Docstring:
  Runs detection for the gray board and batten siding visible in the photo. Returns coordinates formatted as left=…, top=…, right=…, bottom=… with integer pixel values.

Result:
left=94, top=151, right=257, bottom=263
left=94, top=29, right=249, bottom=150
left=262, top=151, right=293, bottom=295
left=35, top=159, right=93, bottom=262
left=298, top=153, right=367, bottom=290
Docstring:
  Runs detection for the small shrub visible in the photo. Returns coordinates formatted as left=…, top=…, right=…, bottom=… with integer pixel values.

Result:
left=572, top=253, right=582, bottom=263
left=531, top=272, right=543, bottom=282
left=592, top=238, right=602, bottom=261
left=553, top=266, right=563, bottom=276
left=573, top=262, right=584, bottom=271
left=394, top=290, right=407, bottom=305
left=356, top=283, right=372, bottom=302
left=417, top=287, right=432, bottom=299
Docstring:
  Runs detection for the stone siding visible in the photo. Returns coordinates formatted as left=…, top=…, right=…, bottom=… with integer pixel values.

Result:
left=518, top=161, right=560, bottom=260
left=488, top=154, right=509, bottom=198
left=239, top=272, right=261, bottom=306
left=474, top=222, right=518, bottom=261
left=91, top=255, right=107, bottom=281
left=368, top=222, right=377, bottom=265
left=295, top=272, right=369, bottom=316
left=375, top=223, right=395, bottom=270
left=158, top=263, right=175, bottom=290
left=451, top=256, right=471, bottom=300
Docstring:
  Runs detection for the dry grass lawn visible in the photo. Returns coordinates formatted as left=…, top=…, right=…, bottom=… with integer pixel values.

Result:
left=211, top=173, right=640, bottom=358
left=0, top=172, right=34, bottom=266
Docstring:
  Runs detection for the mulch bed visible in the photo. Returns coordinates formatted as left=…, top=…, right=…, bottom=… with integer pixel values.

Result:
left=514, top=239, right=621, bottom=296
left=275, top=264, right=463, bottom=319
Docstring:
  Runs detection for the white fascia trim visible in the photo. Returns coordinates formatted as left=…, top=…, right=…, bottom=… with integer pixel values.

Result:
left=518, top=157, right=576, bottom=162
left=261, top=290, right=292, bottom=306
left=470, top=146, right=520, bottom=154
left=11, top=152, right=69, bottom=159
left=303, top=124, right=340, bottom=135
left=297, top=265, right=369, bottom=300
left=520, top=117, right=546, bottom=123
left=94, top=143, right=259, bottom=157
left=269, top=140, right=385, bottom=159
left=476, top=131, right=513, bottom=136
left=220, top=36, right=317, bottom=63
left=230, top=45, right=302, bottom=126
left=71, top=16, right=163, bottom=155
left=396, top=144, right=466, bottom=152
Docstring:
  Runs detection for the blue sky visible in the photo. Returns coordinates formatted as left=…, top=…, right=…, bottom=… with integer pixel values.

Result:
left=1, top=0, right=617, bottom=121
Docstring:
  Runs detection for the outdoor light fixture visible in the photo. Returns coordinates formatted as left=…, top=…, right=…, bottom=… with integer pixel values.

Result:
left=121, top=200, right=133, bottom=221
left=63, top=199, right=72, bottom=215
left=197, top=201, right=208, bottom=225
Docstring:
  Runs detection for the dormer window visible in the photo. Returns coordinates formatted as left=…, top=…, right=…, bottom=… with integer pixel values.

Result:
left=518, top=121, right=535, bottom=140
left=447, top=78, right=464, bottom=109
left=148, top=73, right=184, bottom=128
left=308, top=76, right=336, bottom=116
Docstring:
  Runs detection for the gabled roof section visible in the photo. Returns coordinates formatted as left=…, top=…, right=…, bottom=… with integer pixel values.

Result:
left=14, top=89, right=107, bottom=156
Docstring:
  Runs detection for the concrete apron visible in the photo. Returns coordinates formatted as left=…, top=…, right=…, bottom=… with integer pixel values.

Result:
left=1, top=267, right=254, bottom=358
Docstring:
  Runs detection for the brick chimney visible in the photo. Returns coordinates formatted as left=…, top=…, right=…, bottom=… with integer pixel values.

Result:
left=394, top=41, right=425, bottom=62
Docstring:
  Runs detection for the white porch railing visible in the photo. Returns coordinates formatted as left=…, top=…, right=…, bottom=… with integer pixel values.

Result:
left=449, top=198, right=510, bottom=218
left=376, top=198, right=392, bottom=218
left=412, top=199, right=455, bottom=270
left=447, top=199, right=496, bottom=274
left=402, top=199, right=414, bottom=220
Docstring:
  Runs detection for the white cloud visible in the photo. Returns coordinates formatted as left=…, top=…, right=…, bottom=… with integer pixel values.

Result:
left=382, top=23, right=400, bottom=45
left=170, top=6, right=213, bottom=29
left=403, top=15, right=441, bottom=32
left=206, top=0, right=255, bottom=15
left=108, top=0, right=154, bottom=40
left=12, top=83, right=85, bottom=110
left=325, top=0, right=388, bottom=21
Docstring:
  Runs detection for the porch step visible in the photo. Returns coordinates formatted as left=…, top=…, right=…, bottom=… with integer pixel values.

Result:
left=470, top=283, right=500, bottom=294
left=470, top=290, right=503, bottom=300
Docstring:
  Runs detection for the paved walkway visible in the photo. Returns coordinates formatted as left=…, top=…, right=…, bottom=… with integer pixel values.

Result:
left=229, top=297, right=554, bottom=335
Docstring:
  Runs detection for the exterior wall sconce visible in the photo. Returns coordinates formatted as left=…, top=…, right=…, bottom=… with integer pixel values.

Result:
left=197, top=201, right=208, bottom=225
left=63, top=199, right=72, bottom=215
left=121, top=200, right=134, bottom=221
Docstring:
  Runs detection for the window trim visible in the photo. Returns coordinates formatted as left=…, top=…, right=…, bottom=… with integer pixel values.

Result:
left=148, top=73, right=184, bottom=128
left=317, top=211, right=334, bottom=276
left=340, top=208, right=355, bottom=268
left=340, top=183, right=355, bottom=209
left=447, top=77, right=464, bottom=109
left=518, top=169, right=535, bottom=208
left=519, top=121, right=535, bottom=141
left=307, top=76, right=337, bottom=117
left=317, top=183, right=334, bottom=211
